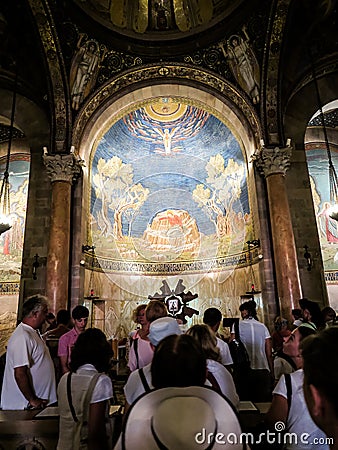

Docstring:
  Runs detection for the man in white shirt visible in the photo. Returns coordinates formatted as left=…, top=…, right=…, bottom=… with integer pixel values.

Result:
left=203, top=307, right=233, bottom=367
left=231, top=300, right=274, bottom=401
left=1, top=295, right=57, bottom=410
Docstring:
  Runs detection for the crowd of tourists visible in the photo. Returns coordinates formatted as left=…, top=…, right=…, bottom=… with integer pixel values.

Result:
left=0, top=294, right=337, bottom=450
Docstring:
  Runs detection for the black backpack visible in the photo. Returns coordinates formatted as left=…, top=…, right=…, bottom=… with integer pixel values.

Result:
left=228, top=318, right=250, bottom=372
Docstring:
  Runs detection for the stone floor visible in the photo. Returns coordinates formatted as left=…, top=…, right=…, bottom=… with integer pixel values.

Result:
left=112, top=378, right=127, bottom=405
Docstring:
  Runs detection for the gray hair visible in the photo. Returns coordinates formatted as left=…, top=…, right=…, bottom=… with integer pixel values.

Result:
left=22, top=294, right=49, bottom=319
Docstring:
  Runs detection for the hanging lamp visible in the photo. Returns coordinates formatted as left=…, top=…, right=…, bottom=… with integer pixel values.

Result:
left=83, top=245, right=99, bottom=300
left=245, top=239, right=261, bottom=295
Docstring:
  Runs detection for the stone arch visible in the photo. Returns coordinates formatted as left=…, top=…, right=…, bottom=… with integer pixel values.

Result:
left=27, top=0, right=70, bottom=152
left=282, top=65, right=338, bottom=305
left=284, top=69, right=338, bottom=146
left=72, top=65, right=264, bottom=265
left=0, top=88, right=49, bottom=145
left=69, top=64, right=272, bottom=327
left=73, top=64, right=262, bottom=162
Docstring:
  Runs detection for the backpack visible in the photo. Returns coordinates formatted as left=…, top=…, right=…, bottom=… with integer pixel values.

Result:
left=58, top=372, right=107, bottom=450
left=228, top=319, right=250, bottom=372
left=129, top=332, right=140, bottom=369
left=131, top=337, right=139, bottom=369
left=285, top=373, right=292, bottom=416
left=138, top=367, right=151, bottom=392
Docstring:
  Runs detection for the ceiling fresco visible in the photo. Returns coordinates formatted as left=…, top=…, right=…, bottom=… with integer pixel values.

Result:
left=73, top=0, right=245, bottom=38
left=89, top=97, right=252, bottom=273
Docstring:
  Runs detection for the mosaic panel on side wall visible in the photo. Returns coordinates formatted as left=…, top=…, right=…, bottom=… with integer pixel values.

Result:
left=89, top=98, right=252, bottom=274
left=0, top=155, right=30, bottom=282
left=307, top=147, right=338, bottom=271
left=0, top=155, right=30, bottom=354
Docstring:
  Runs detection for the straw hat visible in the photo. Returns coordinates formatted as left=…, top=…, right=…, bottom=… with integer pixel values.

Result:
left=119, top=386, right=243, bottom=449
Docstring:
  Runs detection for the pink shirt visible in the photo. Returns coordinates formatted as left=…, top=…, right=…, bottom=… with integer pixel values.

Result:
left=57, top=328, right=79, bottom=366
left=127, top=331, right=154, bottom=371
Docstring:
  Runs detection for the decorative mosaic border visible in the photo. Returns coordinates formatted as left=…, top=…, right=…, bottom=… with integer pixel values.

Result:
left=263, top=0, right=291, bottom=142
left=83, top=248, right=261, bottom=275
left=325, top=272, right=338, bottom=283
left=29, top=0, right=70, bottom=150
left=0, top=282, right=20, bottom=295
left=73, top=63, right=261, bottom=148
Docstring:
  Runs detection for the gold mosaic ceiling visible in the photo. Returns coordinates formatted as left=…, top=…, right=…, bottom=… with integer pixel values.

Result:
left=73, top=0, right=245, bottom=40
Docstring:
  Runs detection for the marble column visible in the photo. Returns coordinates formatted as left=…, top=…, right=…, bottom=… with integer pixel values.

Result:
left=43, top=153, right=83, bottom=313
left=254, top=143, right=302, bottom=322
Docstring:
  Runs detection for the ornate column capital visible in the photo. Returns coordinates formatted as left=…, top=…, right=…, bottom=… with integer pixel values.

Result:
left=43, top=152, right=84, bottom=184
left=253, top=142, right=292, bottom=178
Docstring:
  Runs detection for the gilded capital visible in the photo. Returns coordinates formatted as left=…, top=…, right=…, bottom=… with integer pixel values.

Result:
left=43, top=153, right=83, bottom=184
left=253, top=143, right=292, bottom=177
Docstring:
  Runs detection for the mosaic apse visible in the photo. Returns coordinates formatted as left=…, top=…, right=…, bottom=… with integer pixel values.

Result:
left=89, top=98, right=252, bottom=275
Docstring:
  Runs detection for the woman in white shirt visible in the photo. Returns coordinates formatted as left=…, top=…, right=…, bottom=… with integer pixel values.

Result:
left=57, top=328, right=114, bottom=450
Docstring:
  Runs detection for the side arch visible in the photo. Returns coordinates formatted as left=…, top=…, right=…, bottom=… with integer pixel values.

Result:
left=282, top=64, right=338, bottom=305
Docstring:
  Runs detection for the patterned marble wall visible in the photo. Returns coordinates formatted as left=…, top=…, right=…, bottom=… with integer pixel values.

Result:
left=83, top=262, right=264, bottom=340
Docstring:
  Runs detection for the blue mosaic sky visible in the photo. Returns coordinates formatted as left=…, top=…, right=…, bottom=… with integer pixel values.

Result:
left=91, top=103, right=250, bottom=237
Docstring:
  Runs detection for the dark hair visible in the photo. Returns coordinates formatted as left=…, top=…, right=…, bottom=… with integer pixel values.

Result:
left=56, top=309, right=71, bottom=326
left=297, top=324, right=317, bottom=340
left=301, top=326, right=338, bottom=416
left=229, top=35, right=240, bottom=47
left=70, top=328, right=112, bottom=373
left=203, top=308, right=222, bottom=327
left=22, top=295, right=48, bottom=319
left=292, top=309, right=302, bottom=319
left=277, top=325, right=317, bottom=362
left=72, top=305, right=89, bottom=320
left=274, top=316, right=288, bottom=331
left=151, top=334, right=206, bottom=388
left=321, top=306, right=336, bottom=323
left=239, top=300, right=257, bottom=318
left=146, top=300, right=168, bottom=323
left=299, top=298, right=325, bottom=330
